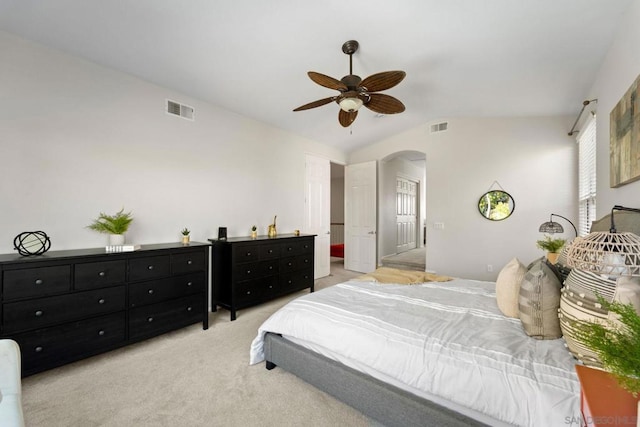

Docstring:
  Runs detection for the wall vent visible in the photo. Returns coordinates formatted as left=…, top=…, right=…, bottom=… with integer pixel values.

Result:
left=430, top=122, right=448, bottom=133
left=166, top=99, right=195, bottom=121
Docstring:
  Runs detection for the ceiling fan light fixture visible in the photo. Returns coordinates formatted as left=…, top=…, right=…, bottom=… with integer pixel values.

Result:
left=339, top=97, right=363, bottom=112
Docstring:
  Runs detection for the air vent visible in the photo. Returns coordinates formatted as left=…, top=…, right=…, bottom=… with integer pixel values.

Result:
left=166, top=99, right=195, bottom=121
left=430, top=122, right=448, bottom=133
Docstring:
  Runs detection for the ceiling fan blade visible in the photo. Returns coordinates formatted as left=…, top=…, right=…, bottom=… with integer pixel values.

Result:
left=364, top=93, right=406, bottom=114
left=293, top=97, right=336, bottom=111
left=308, top=72, right=348, bottom=91
left=338, top=109, right=358, bottom=127
left=360, top=71, right=406, bottom=92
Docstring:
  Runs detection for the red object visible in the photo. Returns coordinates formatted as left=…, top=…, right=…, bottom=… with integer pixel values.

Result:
left=575, top=365, right=639, bottom=427
left=331, top=243, right=344, bottom=258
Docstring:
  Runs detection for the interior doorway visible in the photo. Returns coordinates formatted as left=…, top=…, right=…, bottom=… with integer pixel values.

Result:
left=330, top=162, right=345, bottom=267
left=379, top=151, right=426, bottom=266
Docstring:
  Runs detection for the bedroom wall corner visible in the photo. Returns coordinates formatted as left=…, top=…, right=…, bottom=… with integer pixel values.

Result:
left=587, top=0, right=640, bottom=214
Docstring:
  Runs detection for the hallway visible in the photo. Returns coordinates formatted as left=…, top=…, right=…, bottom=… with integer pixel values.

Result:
left=380, top=247, right=426, bottom=271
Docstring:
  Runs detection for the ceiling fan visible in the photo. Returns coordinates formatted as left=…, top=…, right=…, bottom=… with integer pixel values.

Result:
left=293, top=40, right=406, bottom=127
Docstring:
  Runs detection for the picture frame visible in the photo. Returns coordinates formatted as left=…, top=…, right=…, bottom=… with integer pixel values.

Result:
left=610, top=73, right=640, bottom=188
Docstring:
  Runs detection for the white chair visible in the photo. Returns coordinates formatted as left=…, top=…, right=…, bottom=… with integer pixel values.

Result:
left=0, top=340, right=25, bottom=427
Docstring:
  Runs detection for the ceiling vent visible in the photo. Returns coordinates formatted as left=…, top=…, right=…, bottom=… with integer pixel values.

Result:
left=166, top=99, right=194, bottom=121
left=430, top=122, right=448, bottom=133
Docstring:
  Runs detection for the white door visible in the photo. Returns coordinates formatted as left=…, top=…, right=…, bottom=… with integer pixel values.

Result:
left=304, top=154, right=330, bottom=278
left=345, top=161, right=377, bottom=273
left=396, top=177, right=418, bottom=253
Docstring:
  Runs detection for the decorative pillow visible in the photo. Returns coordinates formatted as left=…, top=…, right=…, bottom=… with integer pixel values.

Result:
left=518, top=258, right=563, bottom=339
left=558, top=268, right=617, bottom=367
left=495, top=258, right=526, bottom=318
left=555, top=243, right=572, bottom=284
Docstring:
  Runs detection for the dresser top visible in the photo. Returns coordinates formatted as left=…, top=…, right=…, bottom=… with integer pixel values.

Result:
left=0, top=241, right=210, bottom=265
left=208, top=233, right=316, bottom=244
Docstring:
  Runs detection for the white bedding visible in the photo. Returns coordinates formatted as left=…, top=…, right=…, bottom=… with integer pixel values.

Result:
left=250, top=278, right=580, bottom=427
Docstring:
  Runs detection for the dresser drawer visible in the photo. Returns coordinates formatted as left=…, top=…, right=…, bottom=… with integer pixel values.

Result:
left=234, top=276, right=278, bottom=305
left=3, top=286, right=126, bottom=333
left=3, top=265, right=71, bottom=300
left=129, top=294, right=203, bottom=340
left=75, top=260, right=126, bottom=290
left=232, top=244, right=259, bottom=263
left=280, top=254, right=313, bottom=273
left=129, top=255, right=171, bottom=281
left=129, top=272, right=205, bottom=308
left=280, top=269, right=313, bottom=293
left=280, top=238, right=313, bottom=256
left=259, top=243, right=281, bottom=260
left=233, top=260, right=279, bottom=281
left=172, top=251, right=206, bottom=274
left=13, top=313, right=126, bottom=372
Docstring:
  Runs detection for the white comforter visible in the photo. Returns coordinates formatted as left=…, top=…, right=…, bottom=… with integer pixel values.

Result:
left=250, top=278, right=580, bottom=427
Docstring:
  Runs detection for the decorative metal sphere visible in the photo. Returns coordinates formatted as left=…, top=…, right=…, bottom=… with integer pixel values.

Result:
left=13, top=231, right=51, bottom=256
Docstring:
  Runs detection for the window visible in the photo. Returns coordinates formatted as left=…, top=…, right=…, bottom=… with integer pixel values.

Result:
left=577, top=115, right=596, bottom=236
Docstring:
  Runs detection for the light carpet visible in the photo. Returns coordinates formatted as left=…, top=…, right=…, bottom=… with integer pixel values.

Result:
left=21, top=260, right=368, bottom=426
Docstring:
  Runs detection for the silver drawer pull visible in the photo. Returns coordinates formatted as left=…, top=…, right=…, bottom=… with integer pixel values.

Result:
left=304, top=259, right=309, bottom=263
left=268, top=249, right=273, bottom=253
left=268, top=285, right=273, bottom=289
left=99, top=271, right=106, bottom=277
left=187, top=306, right=192, bottom=312
left=147, top=317, right=154, bottom=322
left=246, top=291, right=251, bottom=295
left=268, top=266, right=273, bottom=270
left=187, top=260, right=193, bottom=265
left=35, top=310, right=43, bottom=317
left=287, top=247, right=293, bottom=251
left=98, top=330, right=105, bottom=336
left=35, top=279, right=43, bottom=285
left=147, top=265, right=154, bottom=270
left=247, top=270, right=251, bottom=274
left=187, top=281, right=193, bottom=286
left=148, top=289, right=154, bottom=294
left=288, top=280, right=292, bottom=284
left=35, top=346, right=43, bottom=353
left=246, top=252, right=252, bottom=256
left=288, top=262, right=292, bottom=266
left=98, top=298, right=105, bottom=304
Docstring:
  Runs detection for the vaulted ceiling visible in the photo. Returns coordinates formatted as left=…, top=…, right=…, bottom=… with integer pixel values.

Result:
left=0, top=0, right=633, bottom=152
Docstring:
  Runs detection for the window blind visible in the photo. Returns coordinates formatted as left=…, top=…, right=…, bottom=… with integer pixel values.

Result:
left=577, top=115, right=596, bottom=236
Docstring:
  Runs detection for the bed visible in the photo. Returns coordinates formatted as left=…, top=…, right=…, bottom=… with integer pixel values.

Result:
left=250, top=276, right=580, bottom=427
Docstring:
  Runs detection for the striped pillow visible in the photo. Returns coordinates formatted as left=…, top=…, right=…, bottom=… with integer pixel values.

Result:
left=558, top=268, right=617, bottom=367
left=518, top=258, right=562, bottom=339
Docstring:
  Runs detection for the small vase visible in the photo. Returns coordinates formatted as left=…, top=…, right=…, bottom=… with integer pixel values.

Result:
left=251, top=231, right=257, bottom=239
left=182, top=235, right=190, bottom=245
left=109, top=234, right=125, bottom=246
left=546, top=252, right=559, bottom=264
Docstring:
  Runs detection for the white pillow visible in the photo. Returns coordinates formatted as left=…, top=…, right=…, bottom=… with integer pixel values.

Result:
left=496, top=258, right=526, bottom=318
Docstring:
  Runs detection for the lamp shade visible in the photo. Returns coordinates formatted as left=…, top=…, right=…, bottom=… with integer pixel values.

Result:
left=339, top=97, right=363, bottom=112
left=539, top=221, right=564, bottom=234
left=566, top=232, right=640, bottom=277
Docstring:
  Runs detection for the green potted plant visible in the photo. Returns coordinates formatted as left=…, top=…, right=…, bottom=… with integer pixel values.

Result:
left=87, top=208, right=133, bottom=245
left=536, top=235, right=566, bottom=264
left=181, top=227, right=190, bottom=245
left=574, top=297, right=640, bottom=397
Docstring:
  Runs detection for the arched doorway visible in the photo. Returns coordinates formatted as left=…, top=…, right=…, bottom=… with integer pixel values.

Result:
left=378, top=150, right=426, bottom=268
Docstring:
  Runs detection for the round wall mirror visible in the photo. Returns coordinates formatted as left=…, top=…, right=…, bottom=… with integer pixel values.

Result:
left=478, top=190, right=515, bottom=221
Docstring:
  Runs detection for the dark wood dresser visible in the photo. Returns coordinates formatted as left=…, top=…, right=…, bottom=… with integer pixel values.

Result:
left=210, top=234, right=315, bottom=320
left=0, top=242, right=210, bottom=376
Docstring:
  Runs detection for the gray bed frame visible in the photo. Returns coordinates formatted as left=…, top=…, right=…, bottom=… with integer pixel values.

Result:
left=263, top=332, right=488, bottom=427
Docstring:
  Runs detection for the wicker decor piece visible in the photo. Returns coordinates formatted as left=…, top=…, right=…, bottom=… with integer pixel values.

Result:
left=566, top=232, right=640, bottom=277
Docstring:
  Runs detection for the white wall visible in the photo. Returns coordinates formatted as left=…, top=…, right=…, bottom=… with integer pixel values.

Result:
left=586, top=0, right=640, bottom=213
left=349, top=117, right=577, bottom=280
left=0, top=31, right=347, bottom=253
